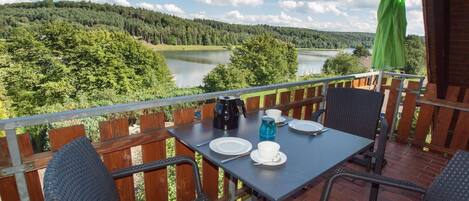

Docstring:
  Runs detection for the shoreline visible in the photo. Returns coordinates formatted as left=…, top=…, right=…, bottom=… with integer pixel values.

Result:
left=143, top=43, right=344, bottom=52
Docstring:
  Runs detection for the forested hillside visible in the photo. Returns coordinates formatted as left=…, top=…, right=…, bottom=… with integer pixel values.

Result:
left=0, top=1, right=374, bottom=49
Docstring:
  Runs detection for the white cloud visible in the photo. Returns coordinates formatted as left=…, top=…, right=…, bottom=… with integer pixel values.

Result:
left=197, top=0, right=263, bottom=6
left=223, top=10, right=302, bottom=27
left=136, top=3, right=185, bottom=15
left=279, top=1, right=347, bottom=16
left=0, top=0, right=31, bottom=4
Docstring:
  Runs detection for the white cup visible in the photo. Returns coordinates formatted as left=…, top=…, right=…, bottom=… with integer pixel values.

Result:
left=258, top=141, right=280, bottom=162
left=265, top=109, right=282, bottom=122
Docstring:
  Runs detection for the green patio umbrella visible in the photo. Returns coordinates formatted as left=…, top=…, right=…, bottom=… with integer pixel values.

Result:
left=372, top=0, right=407, bottom=92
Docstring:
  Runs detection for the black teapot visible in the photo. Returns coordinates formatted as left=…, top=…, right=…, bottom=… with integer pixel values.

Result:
left=213, top=96, right=247, bottom=130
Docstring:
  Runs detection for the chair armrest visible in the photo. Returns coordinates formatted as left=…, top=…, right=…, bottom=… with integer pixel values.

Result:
left=312, top=109, right=326, bottom=122
left=374, top=115, right=389, bottom=174
left=111, top=156, right=204, bottom=197
left=320, top=168, right=426, bottom=201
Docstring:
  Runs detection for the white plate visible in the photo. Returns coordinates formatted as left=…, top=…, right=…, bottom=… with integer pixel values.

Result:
left=209, top=137, right=252, bottom=156
left=288, top=120, right=324, bottom=132
left=250, top=149, right=287, bottom=166
left=275, top=116, right=287, bottom=123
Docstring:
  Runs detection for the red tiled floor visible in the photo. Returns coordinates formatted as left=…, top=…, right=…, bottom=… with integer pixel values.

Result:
left=285, top=141, right=449, bottom=201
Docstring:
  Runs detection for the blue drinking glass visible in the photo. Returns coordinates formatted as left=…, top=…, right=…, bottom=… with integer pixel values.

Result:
left=259, top=116, right=277, bottom=141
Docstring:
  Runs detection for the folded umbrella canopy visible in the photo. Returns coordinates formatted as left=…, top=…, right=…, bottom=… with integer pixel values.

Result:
left=370, top=1, right=407, bottom=200
left=372, top=0, right=407, bottom=92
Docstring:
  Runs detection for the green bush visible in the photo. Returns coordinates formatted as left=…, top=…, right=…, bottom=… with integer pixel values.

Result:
left=322, top=52, right=367, bottom=75
left=203, top=64, right=251, bottom=92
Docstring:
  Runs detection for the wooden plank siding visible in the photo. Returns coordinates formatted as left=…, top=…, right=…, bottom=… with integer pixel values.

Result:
left=245, top=96, right=260, bottom=113
left=384, top=79, right=402, bottom=131
left=293, top=89, right=305, bottom=119
left=413, top=84, right=437, bottom=146
left=396, top=81, right=420, bottom=143
left=140, top=112, right=168, bottom=201
left=49, top=125, right=86, bottom=151
left=303, top=87, right=316, bottom=120
left=200, top=103, right=219, bottom=200
left=263, top=94, right=277, bottom=108
left=0, top=134, right=44, bottom=201
left=431, top=86, right=460, bottom=147
left=449, top=89, right=469, bottom=149
left=99, top=118, right=135, bottom=201
left=173, top=108, right=197, bottom=201
left=279, top=91, right=291, bottom=116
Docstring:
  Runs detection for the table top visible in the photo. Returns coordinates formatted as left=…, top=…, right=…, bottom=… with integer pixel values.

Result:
left=168, top=111, right=373, bottom=201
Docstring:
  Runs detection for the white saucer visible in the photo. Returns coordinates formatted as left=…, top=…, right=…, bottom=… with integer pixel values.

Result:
left=209, top=137, right=252, bottom=156
left=250, top=149, right=287, bottom=166
left=275, top=116, right=287, bottom=123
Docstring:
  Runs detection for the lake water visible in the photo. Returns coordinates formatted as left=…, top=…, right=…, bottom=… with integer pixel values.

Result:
left=162, top=49, right=349, bottom=87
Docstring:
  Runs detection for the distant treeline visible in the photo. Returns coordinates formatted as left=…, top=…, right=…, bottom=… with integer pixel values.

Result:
left=0, top=1, right=375, bottom=49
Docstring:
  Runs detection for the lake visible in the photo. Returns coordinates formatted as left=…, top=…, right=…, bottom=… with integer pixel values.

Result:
left=162, top=49, right=350, bottom=87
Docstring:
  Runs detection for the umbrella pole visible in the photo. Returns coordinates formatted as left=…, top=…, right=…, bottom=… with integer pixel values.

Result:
left=376, top=70, right=384, bottom=92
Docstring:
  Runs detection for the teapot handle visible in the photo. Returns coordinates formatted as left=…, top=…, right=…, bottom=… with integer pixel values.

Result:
left=236, top=99, right=247, bottom=118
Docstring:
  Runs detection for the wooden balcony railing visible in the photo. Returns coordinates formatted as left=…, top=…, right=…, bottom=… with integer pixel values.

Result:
left=0, top=72, right=434, bottom=201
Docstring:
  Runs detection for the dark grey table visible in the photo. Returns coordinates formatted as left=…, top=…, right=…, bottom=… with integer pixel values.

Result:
left=168, top=111, right=373, bottom=201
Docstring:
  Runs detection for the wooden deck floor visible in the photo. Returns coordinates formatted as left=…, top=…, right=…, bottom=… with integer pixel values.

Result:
left=285, top=141, right=449, bottom=201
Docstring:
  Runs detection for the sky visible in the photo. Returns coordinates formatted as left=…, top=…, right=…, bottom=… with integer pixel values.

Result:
left=0, top=0, right=425, bottom=35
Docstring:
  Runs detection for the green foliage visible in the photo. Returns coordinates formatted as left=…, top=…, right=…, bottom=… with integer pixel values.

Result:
left=231, top=34, right=298, bottom=86
left=323, top=52, right=367, bottom=75
left=203, top=35, right=298, bottom=92
left=403, top=35, right=426, bottom=75
left=0, top=1, right=374, bottom=49
left=352, top=44, right=371, bottom=57
left=203, top=64, right=251, bottom=92
left=2, top=21, right=174, bottom=117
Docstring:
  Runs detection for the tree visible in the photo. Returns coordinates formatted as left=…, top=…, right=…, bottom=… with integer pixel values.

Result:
left=403, top=35, right=426, bottom=75
left=352, top=44, right=371, bottom=57
left=2, top=21, right=174, bottom=116
left=323, top=52, right=367, bottom=75
left=230, top=34, right=298, bottom=86
left=203, top=64, right=251, bottom=92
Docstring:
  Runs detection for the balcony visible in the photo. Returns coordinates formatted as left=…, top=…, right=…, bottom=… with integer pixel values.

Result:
left=1, top=71, right=467, bottom=201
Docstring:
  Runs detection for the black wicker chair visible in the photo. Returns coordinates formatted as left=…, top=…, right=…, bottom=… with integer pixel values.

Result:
left=321, top=150, right=469, bottom=201
left=44, top=137, right=209, bottom=201
left=312, top=87, right=386, bottom=170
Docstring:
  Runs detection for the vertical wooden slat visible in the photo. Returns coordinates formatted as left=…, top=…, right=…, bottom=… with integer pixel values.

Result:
left=173, top=108, right=196, bottom=201
left=450, top=89, right=469, bottom=150
left=336, top=82, right=344, bottom=88
left=49, top=124, right=86, bottom=151
left=304, top=87, right=315, bottom=120
left=246, top=96, right=260, bottom=113
left=264, top=93, right=277, bottom=108
left=293, top=89, right=305, bottom=119
left=279, top=91, right=291, bottom=116
left=396, top=82, right=420, bottom=143
left=359, top=78, right=366, bottom=87
left=344, top=81, right=351, bottom=88
left=140, top=112, right=168, bottom=201
left=328, top=83, right=336, bottom=89
left=431, top=86, right=460, bottom=147
left=0, top=134, right=44, bottom=201
left=414, top=84, right=437, bottom=146
left=201, top=103, right=215, bottom=120
left=200, top=104, right=219, bottom=200
left=352, top=79, right=360, bottom=88
left=315, top=85, right=323, bottom=113
left=384, top=79, right=402, bottom=129
left=100, top=118, right=135, bottom=201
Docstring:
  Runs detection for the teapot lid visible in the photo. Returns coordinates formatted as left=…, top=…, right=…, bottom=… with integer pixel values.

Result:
left=218, top=96, right=239, bottom=100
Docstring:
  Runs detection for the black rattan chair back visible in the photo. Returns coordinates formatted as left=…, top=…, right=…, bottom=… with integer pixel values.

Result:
left=44, top=137, right=119, bottom=201
left=325, top=88, right=384, bottom=140
left=424, top=151, right=469, bottom=201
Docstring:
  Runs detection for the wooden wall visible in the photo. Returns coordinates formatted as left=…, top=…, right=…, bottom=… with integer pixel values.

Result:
left=424, top=0, right=469, bottom=97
